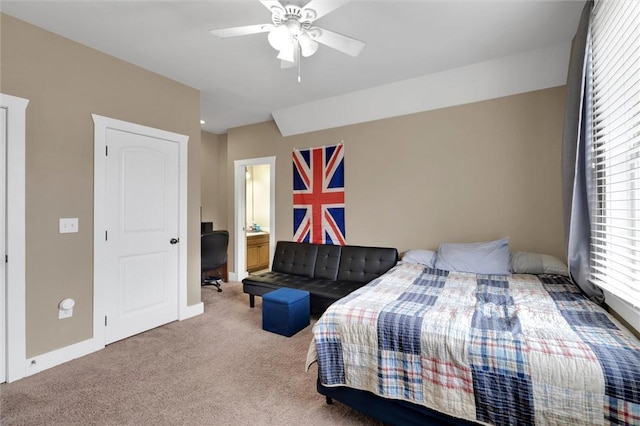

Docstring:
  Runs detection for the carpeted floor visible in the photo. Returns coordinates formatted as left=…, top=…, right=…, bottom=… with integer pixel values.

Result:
left=0, top=282, right=381, bottom=425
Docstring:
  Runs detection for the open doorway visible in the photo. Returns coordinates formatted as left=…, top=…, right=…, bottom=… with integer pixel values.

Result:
left=245, top=164, right=270, bottom=274
left=233, top=157, right=276, bottom=281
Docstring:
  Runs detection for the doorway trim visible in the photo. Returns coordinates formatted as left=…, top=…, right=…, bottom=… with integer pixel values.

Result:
left=0, top=93, right=28, bottom=383
left=93, top=115, right=192, bottom=349
left=233, top=156, right=276, bottom=281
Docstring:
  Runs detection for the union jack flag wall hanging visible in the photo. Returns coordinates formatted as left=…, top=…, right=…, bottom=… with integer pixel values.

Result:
left=293, top=143, right=345, bottom=245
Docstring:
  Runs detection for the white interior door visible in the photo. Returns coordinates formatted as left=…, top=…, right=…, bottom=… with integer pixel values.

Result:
left=0, top=107, right=7, bottom=382
left=0, top=94, right=27, bottom=383
left=104, top=128, right=179, bottom=344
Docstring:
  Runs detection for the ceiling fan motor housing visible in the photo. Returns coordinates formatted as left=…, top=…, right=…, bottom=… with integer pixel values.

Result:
left=271, top=4, right=315, bottom=28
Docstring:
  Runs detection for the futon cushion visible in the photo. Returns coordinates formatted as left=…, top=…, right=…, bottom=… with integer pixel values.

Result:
left=337, top=245, right=399, bottom=283
left=271, top=241, right=318, bottom=277
left=308, top=279, right=368, bottom=300
left=243, top=271, right=311, bottom=292
left=314, top=244, right=342, bottom=280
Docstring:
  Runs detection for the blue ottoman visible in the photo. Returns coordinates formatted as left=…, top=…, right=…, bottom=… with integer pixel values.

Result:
left=262, top=288, right=310, bottom=337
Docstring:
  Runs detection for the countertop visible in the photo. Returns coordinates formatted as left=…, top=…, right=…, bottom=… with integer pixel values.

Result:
left=246, top=231, right=269, bottom=237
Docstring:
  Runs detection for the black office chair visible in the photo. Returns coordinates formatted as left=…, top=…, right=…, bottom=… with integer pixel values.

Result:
left=201, top=230, right=229, bottom=292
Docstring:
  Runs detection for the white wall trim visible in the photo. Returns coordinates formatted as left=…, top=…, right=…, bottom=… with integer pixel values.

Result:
left=175, top=126, right=190, bottom=321
left=25, top=338, right=101, bottom=377
left=23, top=297, right=199, bottom=377
left=272, top=41, right=572, bottom=137
left=1, top=93, right=28, bottom=383
left=92, top=114, right=191, bottom=350
left=179, top=301, right=204, bottom=320
left=233, top=156, right=276, bottom=281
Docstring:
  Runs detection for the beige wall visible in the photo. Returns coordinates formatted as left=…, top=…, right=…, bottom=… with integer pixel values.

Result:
left=201, top=131, right=228, bottom=231
left=0, top=11, right=567, bottom=359
left=225, top=86, right=567, bottom=274
left=1, top=14, right=202, bottom=358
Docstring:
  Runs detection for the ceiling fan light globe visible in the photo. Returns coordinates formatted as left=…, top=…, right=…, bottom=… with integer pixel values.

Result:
left=301, top=42, right=318, bottom=57
left=307, top=27, right=322, bottom=40
left=299, top=33, right=319, bottom=57
left=268, top=25, right=290, bottom=51
left=285, top=19, right=302, bottom=36
left=277, top=44, right=295, bottom=62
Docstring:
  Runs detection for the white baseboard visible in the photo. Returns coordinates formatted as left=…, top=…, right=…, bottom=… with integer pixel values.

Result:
left=22, top=305, right=202, bottom=380
left=230, top=271, right=248, bottom=282
left=179, top=302, right=203, bottom=320
left=25, top=337, right=102, bottom=377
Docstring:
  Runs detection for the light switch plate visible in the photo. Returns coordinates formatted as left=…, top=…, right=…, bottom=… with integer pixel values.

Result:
left=59, top=218, right=79, bottom=234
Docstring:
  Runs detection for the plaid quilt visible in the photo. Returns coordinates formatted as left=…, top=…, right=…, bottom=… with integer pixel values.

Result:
left=306, top=263, right=640, bottom=425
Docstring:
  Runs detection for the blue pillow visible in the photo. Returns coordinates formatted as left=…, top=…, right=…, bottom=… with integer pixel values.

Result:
left=401, top=249, right=436, bottom=267
left=434, top=237, right=511, bottom=275
left=510, top=252, right=569, bottom=276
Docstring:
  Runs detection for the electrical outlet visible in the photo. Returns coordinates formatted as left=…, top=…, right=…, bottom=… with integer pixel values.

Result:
left=59, top=309, right=73, bottom=319
left=59, top=218, right=79, bottom=234
left=58, top=298, right=75, bottom=319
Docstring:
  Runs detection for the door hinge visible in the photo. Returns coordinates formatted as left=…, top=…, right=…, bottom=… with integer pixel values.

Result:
left=5, top=254, right=7, bottom=263
left=105, top=316, right=108, bottom=326
left=105, top=145, right=108, bottom=156
left=105, top=230, right=108, bottom=241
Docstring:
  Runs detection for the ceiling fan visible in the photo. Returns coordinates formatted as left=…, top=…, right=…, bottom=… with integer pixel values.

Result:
left=210, top=1, right=366, bottom=74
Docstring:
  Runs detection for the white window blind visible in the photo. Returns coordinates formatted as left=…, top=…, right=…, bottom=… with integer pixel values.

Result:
left=589, top=0, right=640, bottom=308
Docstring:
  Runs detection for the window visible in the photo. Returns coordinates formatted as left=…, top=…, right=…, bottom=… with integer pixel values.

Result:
left=589, top=0, right=640, bottom=307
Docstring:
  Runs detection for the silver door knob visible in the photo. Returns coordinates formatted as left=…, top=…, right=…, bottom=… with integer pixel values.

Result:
left=170, top=238, right=179, bottom=245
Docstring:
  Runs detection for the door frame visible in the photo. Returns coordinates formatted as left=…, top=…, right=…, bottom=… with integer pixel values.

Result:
left=0, top=94, right=28, bottom=383
left=93, top=115, right=190, bottom=347
left=233, top=156, right=276, bottom=281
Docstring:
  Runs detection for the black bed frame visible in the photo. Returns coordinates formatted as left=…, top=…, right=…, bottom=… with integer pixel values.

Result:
left=317, top=380, right=478, bottom=426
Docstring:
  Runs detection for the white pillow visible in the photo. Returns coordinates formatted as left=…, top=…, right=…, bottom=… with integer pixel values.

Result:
left=434, top=237, right=511, bottom=275
left=510, top=252, right=569, bottom=276
left=401, top=249, right=436, bottom=267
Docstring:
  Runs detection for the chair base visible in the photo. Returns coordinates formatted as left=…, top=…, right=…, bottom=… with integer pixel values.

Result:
left=202, top=278, right=222, bottom=292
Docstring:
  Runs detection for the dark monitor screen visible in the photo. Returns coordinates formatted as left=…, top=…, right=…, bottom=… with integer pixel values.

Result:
left=201, top=222, right=214, bottom=234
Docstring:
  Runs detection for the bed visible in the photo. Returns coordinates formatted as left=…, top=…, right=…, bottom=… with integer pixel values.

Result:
left=306, top=261, right=640, bottom=425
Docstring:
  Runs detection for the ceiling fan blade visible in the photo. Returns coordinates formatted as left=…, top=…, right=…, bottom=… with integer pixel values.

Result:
left=260, top=0, right=285, bottom=17
left=300, top=1, right=345, bottom=21
left=209, top=24, right=273, bottom=39
left=281, top=59, right=296, bottom=69
left=310, top=27, right=366, bottom=57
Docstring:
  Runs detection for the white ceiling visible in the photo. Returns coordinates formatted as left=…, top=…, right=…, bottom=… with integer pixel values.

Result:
left=1, top=1, right=585, bottom=135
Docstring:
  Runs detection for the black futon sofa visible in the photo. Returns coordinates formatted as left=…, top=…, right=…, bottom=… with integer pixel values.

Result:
left=242, top=241, right=398, bottom=313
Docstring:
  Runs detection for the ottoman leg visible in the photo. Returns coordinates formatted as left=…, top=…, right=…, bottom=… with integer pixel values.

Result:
left=249, top=294, right=255, bottom=308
